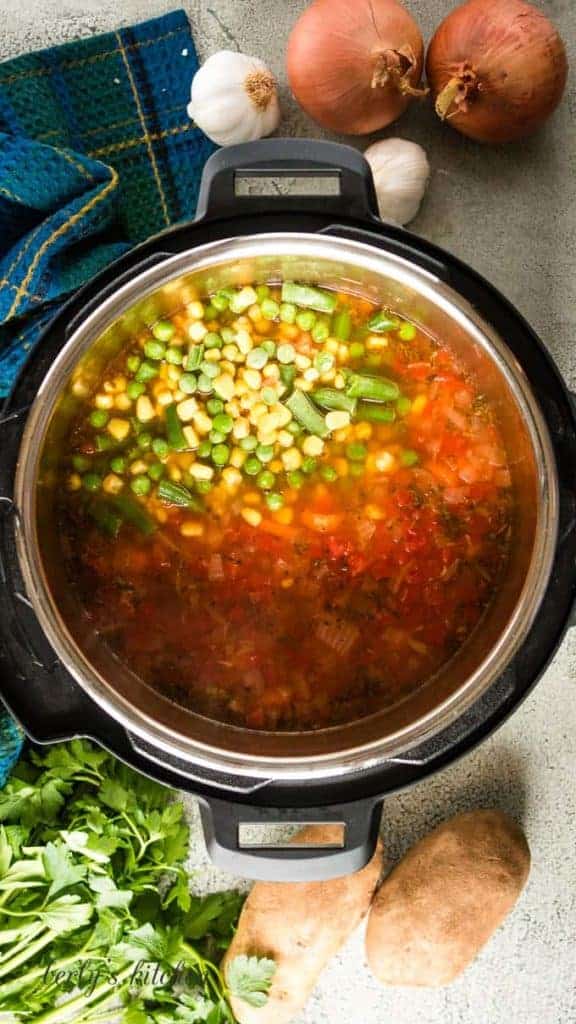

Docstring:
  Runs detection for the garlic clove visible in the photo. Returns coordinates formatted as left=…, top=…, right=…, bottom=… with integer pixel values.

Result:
left=188, top=50, right=281, bottom=147
left=364, top=138, right=430, bottom=225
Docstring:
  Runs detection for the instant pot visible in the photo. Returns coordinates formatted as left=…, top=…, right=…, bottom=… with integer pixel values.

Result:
left=1, top=140, right=575, bottom=881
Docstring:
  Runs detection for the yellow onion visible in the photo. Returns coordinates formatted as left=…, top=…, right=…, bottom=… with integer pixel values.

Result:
left=287, top=0, right=426, bottom=135
left=426, top=0, right=568, bottom=144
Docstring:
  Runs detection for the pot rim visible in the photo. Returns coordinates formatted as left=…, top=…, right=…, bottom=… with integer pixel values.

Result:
left=13, top=232, right=559, bottom=779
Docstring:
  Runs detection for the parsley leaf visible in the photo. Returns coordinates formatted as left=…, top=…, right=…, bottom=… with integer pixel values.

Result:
left=225, top=954, right=277, bottom=1007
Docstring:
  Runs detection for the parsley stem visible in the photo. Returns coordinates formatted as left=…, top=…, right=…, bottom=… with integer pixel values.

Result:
left=0, top=952, right=101, bottom=1001
left=0, top=928, right=54, bottom=980
left=29, top=965, right=133, bottom=1024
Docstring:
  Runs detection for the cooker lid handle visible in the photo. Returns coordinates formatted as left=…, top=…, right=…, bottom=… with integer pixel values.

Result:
left=198, top=794, right=382, bottom=882
left=195, top=139, right=380, bottom=222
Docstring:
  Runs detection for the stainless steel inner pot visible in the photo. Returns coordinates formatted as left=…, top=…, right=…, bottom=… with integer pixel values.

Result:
left=14, top=234, right=558, bottom=781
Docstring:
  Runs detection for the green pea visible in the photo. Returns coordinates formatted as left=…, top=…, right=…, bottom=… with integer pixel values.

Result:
left=110, top=456, right=127, bottom=475
left=135, top=361, right=158, bottom=384
left=266, top=492, right=284, bottom=511
left=200, top=360, right=219, bottom=379
left=203, top=303, right=218, bottom=320
left=207, top=398, right=224, bottom=416
left=277, top=344, right=296, bottom=364
left=148, top=462, right=165, bottom=482
left=280, top=364, right=297, bottom=388
left=89, top=409, right=109, bottom=429
left=204, top=332, right=223, bottom=350
left=244, top=456, right=262, bottom=476
left=72, top=455, right=91, bottom=472
left=212, top=413, right=233, bottom=434
left=138, top=432, right=152, bottom=450
left=96, top=435, right=113, bottom=452
left=296, top=310, right=316, bottom=331
left=212, top=444, right=230, bottom=466
left=256, top=284, right=270, bottom=302
left=256, top=445, right=274, bottom=464
left=261, top=387, right=277, bottom=406
left=287, top=470, right=304, bottom=488
left=400, top=449, right=420, bottom=467
left=280, top=302, right=297, bottom=324
left=197, top=374, right=214, bottom=394
left=152, top=438, right=169, bottom=460
left=195, top=479, right=213, bottom=494
left=165, top=347, right=183, bottom=365
left=126, top=354, right=141, bottom=374
left=346, top=443, right=367, bottom=462
left=131, top=475, right=151, bottom=496
left=302, top=457, right=317, bottom=474
left=144, top=340, right=166, bottom=361
left=349, top=342, right=365, bottom=360
left=349, top=462, right=364, bottom=477
left=209, top=430, right=226, bottom=445
left=261, top=340, right=276, bottom=357
left=152, top=320, right=175, bottom=342
left=396, top=396, right=412, bottom=416
left=211, top=289, right=233, bottom=312
left=197, top=440, right=212, bottom=459
left=180, top=373, right=197, bottom=395
left=261, top=298, right=280, bottom=321
left=287, top=420, right=303, bottom=436
left=320, top=465, right=338, bottom=482
left=398, top=322, right=417, bottom=341
left=83, top=473, right=102, bottom=492
left=315, top=352, right=335, bottom=374
left=312, top=320, right=330, bottom=343
left=257, top=470, right=275, bottom=491
left=240, top=435, right=258, bottom=451
left=246, top=347, right=269, bottom=370
left=127, top=381, right=146, bottom=400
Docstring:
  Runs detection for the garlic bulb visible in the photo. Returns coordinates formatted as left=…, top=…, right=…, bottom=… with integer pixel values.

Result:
left=364, top=139, right=430, bottom=225
left=187, top=50, right=281, bottom=146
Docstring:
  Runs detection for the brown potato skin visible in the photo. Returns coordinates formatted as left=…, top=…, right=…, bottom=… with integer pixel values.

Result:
left=365, top=810, right=530, bottom=987
left=222, top=826, right=384, bottom=1024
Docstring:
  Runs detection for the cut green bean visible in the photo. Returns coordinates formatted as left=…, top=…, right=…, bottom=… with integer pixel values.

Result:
left=280, top=364, right=297, bottom=389
left=158, top=479, right=203, bottom=510
left=113, top=494, right=156, bottom=535
left=165, top=403, right=188, bottom=451
left=281, top=282, right=337, bottom=314
left=313, top=388, right=357, bottom=415
left=185, top=345, right=204, bottom=371
left=346, top=443, right=367, bottom=462
left=88, top=500, right=123, bottom=538
left=396, top=396, right=412, bottom=417
left=346, top=373, right=400, bottom=402
left=332, top=309, right=352, bottom=340
left=285, top=390, right=329, bottom=437
left=400, top=449, right=420, bottom=466
left=356, top=401, right=396, bottom=423
left=367, top=310, right=400, bottom=333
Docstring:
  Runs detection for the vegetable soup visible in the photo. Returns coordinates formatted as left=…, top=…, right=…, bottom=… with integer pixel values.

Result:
left=58, top=281, right=513, bottom=731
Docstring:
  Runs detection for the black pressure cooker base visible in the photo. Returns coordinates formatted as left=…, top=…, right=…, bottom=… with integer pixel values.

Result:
left=1, top=141, right=575, bottom=879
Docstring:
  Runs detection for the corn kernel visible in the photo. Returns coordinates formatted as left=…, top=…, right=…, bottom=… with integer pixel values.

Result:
left=225, top=399, right=241, bottom=418
left=303, top=367, right=320, bottom=382
left=334, top=457, right=349, bottom=477
left=188, top=321, right=208, bottom=342
left=334, top=372, right=346, bottom=390
left=222, top=344, right=241, bottom=362
left=281, top=577, right=294, bottom=589
left=294, top=377, right=313, bottom=392
left=219, top=361, right=235, bottom=375
left=72, top=378, right=90, bottom=398
left=325, top=338, right=339, bottom=354
left=193, top=411, right=213, bottom=434
left=107, top=418, right=130, bottom=441
left=243, top=368, right=262, bottom=390
left=240, top=394, right=256, bottom=411
left=115, top=393, right=132, bottom=411
left=222, top=466, right=242, bottom=489
left=411, top=395, right=428, bottom=415
left=95, top=393, right=114, bottom=410
left=169, top=465, right=182, bottom=482
left=265, top=363, right=280, bottom=380
left=230, top=447, right=247, bottom=469
left=213, top=373, right=235, bottom=401
left=302, top=435, right=325, bottom=457
left=173, top=390, right=185, bottom=403
left=295, top=354, right=311, bottom=370
left=248, top=304, right=261, bottom=323
left=242, top=507, right=262, bottom=527
left=258, top=431, right=278, bottom=447
left=355, top=422, right=373, bottom=441
left=180, top=520, right=204, bottom=537
left=157, top=390, right=174, bottom=407
left=183, top=426, right=200, bottom=449
left=277, top=430, right=293, bottom=448
left=243, top=490, right=262, bottom=505
left=279, top=323, right=299, bottom=339
left=282, top=447, right=303, bottom=471
left=325, top=410, right=350, bottom=431
left=235, top=330, right=253, bottom=354
left=204, top=348, right=222, bottom=363
left=366, top=334, right=388, bottom=351
left=103, top=379, right=116, bottom=394
left=365, top=503, right=385, bottom=520
left=250, top=401, right=268, bottom=422
left=232, top=417, right=250, bottom=440
left=114, top=375, right=127, bottom=392
left=167, top=365, right=182, bottom=383
left=177, top=398, right=198, bottom=422
left=103, top=473, right=124, bottom=495
left=270, top=459, right=283, bottom=473
left=130, top=460, right=148, bottom=475
left=156, top=508, right=168, bottom=524
left=320, top=369, right=336, bottom=383
left=136, top=395, right=155, bottom=423
left=189, top=463, right=214, bottom=481
left=375, top=451, right=396, bottom=473
left=67, top=473, right=82, bottom=491
left=276, top=507, right=294, bottom=525
left=334, top=427, right=351, bottom=443
left=234, top=316, right=251, bottom=330
left=235, top=379, right=249, bottom=396
left=187, top=301, right=205, bottom=320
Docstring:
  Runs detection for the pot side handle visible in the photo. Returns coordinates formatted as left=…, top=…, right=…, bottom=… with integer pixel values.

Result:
left=195, top=139, right=379, bottom=222
left=199, top=794, right=382, bottom=882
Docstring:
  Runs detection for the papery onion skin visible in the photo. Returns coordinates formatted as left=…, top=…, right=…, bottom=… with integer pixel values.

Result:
left=426, top=0, right=568, bottom=144
left=287, top=0, right=425, bottom=135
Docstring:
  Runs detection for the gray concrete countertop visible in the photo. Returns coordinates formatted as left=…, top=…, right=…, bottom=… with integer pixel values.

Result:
left=1, top=2, right=575, bottom=1022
